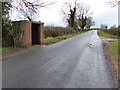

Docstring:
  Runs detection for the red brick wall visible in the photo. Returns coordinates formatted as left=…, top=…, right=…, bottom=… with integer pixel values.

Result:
left=40, top=23, right=44, bottom=45
left=15, top=21, right=44, bottom=47
left=20, top=22, right=32, bottom=47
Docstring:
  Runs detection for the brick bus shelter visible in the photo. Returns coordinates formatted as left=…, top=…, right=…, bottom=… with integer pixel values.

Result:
left=14, top=20, right=44, bottom=47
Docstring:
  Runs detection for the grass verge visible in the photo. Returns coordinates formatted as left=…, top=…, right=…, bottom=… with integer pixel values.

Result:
left=106, top=40, right=120, bottom=87
left=0, top=46, right=20, bottom=51
left=97, top=30, right=117, bottom=38
left=44, top=31, right=87, bottom=45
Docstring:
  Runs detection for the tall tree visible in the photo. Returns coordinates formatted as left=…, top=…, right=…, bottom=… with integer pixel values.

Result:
left=61, top=1, right=93, bottom=29
left=2, top=2, right=24, bottom=46
left=67, top=6, right=77, bottom=28
left=2, top=2, right=13, bottom=46
left=2, top=2, right=12, bottom=18
left=78, top=14, right=87, bottom=29
left=76, top=3, right=93, bottom=29
left=61, top=0, right=77, bottom=28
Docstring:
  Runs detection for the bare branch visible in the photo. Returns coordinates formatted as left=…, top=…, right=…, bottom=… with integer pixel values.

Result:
left=107, top=0, right=120, bottom=7
left=11, top=0, right=55, bottom=21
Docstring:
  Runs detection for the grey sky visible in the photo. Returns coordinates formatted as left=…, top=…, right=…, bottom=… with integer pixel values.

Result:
left=10, top=0, right=118, bottom=28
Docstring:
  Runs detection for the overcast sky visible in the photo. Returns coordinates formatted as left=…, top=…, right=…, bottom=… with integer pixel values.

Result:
left=11, top=0, right=118, bottom=28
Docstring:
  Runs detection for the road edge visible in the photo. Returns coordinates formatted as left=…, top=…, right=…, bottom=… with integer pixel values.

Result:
left=103, top=42, right=118, bottom=88
left=2, top=45, right=44, bottom=60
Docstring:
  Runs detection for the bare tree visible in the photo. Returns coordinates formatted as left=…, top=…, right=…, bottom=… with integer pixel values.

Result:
left=61, top=1, right=93, bottom=29
left=86, top=17, right=95, bottom=29
left=108, top=0, right=120, bottom=7
left=76, top=3, right=93, bottom=18
left=11, top=0, right=55, bottom=21
left=67, top=7, right=77, bottom=28
left=76, top=2, right=93, bottom=29
left=61, top=0, right=77, bottom=28
left=101, top=24, right=108, bottom=29
left=110, top=24, right=117, bottom=28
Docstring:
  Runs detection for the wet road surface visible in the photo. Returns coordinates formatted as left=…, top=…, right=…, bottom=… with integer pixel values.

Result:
left=3, top=30, right=114, bottom=88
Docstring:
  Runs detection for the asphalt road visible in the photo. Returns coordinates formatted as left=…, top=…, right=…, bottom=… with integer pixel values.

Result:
left=3, top=30, right=114, bottom=88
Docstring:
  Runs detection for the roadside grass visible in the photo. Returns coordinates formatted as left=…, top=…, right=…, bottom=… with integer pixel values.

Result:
left=98, top=30, right=119, bottom=87
left=106, top=40, right=120, bottom=87
left=2, top=31, right=87, bottom=51
left=97, top=30, right=117, bottom=38
left=0, top=46, right=20, bottom=51
left=44, top=31, right=87, bottom=44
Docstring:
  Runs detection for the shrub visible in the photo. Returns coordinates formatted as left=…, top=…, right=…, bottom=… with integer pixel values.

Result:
left=99, top=28, right=118, bottom=36
left=44, top=27, right=89, bottom=38
left=2, top=19, right=24, bottom=47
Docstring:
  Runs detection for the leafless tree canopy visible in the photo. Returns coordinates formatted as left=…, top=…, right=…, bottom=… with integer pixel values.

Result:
left=61, top=1, right=75, bottom=22
left=108, top=0, right=120, bottom=7
left=61, top=1, right=93, bottom=21
left=61, top=1, right=94, bottom=28
left=11, top=0, right=55, bottom=21
left=76, top=3, right=93, bottom=18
